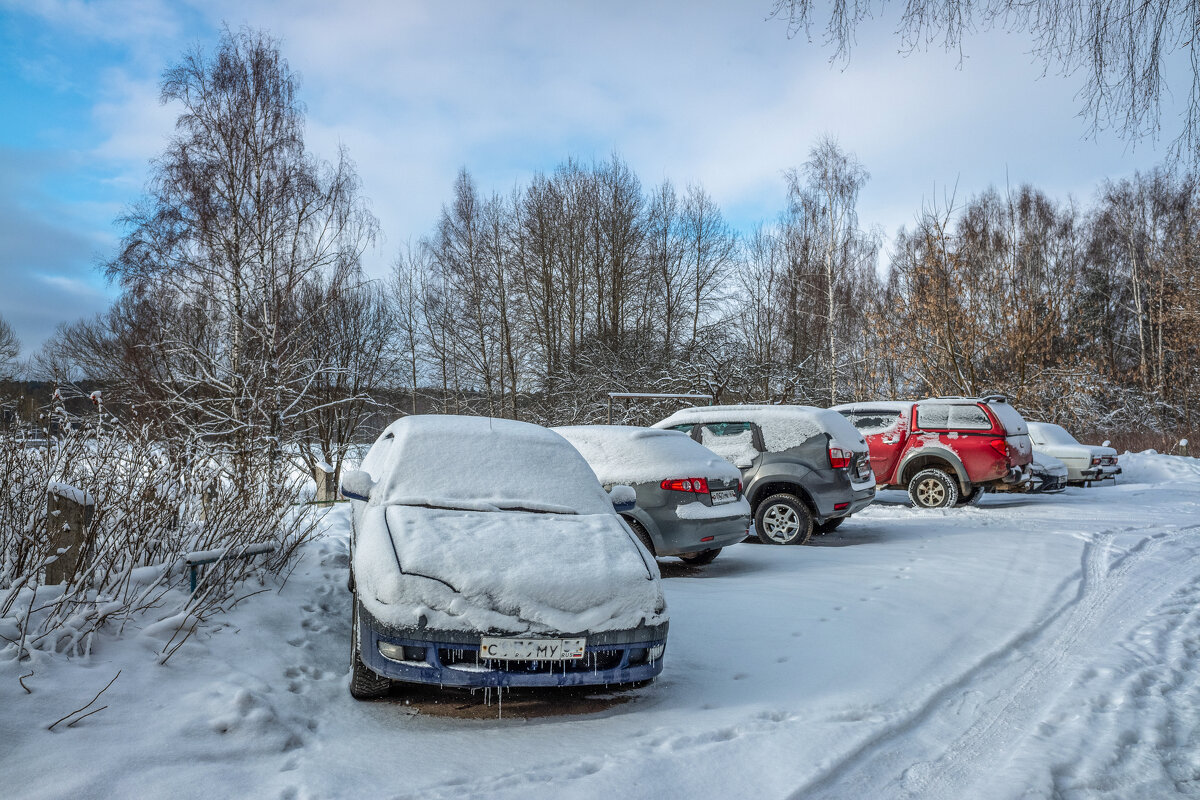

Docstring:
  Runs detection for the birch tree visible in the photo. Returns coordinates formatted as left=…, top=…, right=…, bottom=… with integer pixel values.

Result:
left=104, top=27, right=377, bottom=473
left=786, top=137, right=871, bottom=405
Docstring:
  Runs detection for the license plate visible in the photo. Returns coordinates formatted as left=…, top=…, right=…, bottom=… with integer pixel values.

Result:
left=856, top=461, right=871, bottom=479
left=710, top=489, right=737, bottom=504
left=479, top=637, right=585, bottom=661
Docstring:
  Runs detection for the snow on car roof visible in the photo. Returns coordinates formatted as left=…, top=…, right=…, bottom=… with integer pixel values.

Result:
left=833, top=401, right=914, bottom=415
left=652, top=405, right=866, bottom=452
left=836, top=399, right=1029, bottom=435
left=360, top=415, right=613, bottom=516
left=553, top=425, right=741, bottom=486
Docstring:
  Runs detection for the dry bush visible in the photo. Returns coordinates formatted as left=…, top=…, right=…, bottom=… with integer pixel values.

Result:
left=0, top=416, right=318, bottom=664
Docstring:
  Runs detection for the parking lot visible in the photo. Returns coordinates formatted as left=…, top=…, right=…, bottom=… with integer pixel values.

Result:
left=4, top=453, right=1200, bottom=800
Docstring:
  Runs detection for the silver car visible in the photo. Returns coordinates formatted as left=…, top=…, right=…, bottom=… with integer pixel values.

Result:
left=554, top=426, right=750, bottom=566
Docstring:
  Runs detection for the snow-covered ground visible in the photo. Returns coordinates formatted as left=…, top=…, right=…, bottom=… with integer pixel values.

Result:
left=4, top=452, right=1200, bottom=799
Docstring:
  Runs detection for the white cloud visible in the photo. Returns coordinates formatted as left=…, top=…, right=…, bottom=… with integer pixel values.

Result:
left=3, top=0, right=1188, bottom=343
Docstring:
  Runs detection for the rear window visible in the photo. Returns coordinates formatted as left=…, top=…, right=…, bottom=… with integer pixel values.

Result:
left=916, top=404, right=993, bottom=431
left=840, top=410, right=902, bottom=436
left=950, top=405, right=993, bottom=430
left=915, top=404, right=950, bottom=429
left=699, top=422, right=760, bottom=464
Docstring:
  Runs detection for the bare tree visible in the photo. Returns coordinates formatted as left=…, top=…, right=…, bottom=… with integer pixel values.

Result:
left=786, top=136, right=873, bottom=405
left=391, top=244, right=429, bottom=415
left=768, top=0, right=1200, bottom=160
left=104, top=26, right=376, bottom=472
left=0, top=315, right=18, bottom=379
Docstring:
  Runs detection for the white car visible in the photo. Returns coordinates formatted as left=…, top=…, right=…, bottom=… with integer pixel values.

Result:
left=1026, top=422, right=1121, bottom=486
left=340, top=415, right=668, bottom=699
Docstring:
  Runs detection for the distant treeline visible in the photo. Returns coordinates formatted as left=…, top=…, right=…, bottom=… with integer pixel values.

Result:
left=21, top=29, right=1197, bottom=482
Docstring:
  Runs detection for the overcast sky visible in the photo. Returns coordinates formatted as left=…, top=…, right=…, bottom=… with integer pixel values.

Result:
left=0, top=0, right=1190, bottom=354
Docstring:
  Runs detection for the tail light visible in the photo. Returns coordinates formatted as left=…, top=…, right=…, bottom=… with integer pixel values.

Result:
left=1090, top=456, right=1102, bottom=466
left=660, top=477, right=710, bottom=494
left=737, top=479, right=743, bottom=495
left=988, top=438, right=1008, bottom=459
left=828, top=446, right=851, bottom=469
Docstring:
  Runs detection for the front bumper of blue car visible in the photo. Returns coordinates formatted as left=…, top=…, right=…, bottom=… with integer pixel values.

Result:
left=358, top=605, right=668, bottom=688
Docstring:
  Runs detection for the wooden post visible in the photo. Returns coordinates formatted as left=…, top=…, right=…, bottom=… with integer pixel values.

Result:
left=45, top=483, right=95, bottom=586
left=314, top=463, right=336, bottom=503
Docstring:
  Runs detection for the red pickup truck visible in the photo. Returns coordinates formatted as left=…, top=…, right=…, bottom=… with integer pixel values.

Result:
left=833, top=397, right=1033, bottom=508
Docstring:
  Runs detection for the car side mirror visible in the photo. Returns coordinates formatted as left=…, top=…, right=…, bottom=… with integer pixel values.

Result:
left=607, top=484, right=637, bottom=513
left=340, top=469, right=375, bottom=502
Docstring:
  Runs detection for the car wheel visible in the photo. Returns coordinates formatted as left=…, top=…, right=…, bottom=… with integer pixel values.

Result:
left=349, top=598, right=392, bottom=700
left=815, top=516, right=845, bottom=534
left=908, top=468, right=960, bottom=509
left=623, top=515, right=657, bottom=557
left=678, top=548, right=721, bottom=565
left=755, top=494, right=814, bottom=545
left=954, top=486, right=985, bottom=507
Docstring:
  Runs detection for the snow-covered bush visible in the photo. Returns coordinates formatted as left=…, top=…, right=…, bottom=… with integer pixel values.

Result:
left=0, top=417, right=317, bottom=663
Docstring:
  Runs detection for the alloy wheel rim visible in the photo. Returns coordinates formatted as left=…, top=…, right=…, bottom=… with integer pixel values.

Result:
left=763, top=504, right=800, bottom=542
left=917, top=478, right=946, bottom=507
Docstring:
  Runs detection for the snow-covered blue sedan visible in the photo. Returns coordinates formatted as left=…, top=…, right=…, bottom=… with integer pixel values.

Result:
left=340, top=415, right=669, bottom=699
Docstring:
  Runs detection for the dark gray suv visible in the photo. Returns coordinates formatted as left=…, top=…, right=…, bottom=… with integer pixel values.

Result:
left=653, top=405, right=876, bottom=545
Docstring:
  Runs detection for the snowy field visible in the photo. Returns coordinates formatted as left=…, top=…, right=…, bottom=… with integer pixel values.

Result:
left=4, top=452, right=1200, bottom=800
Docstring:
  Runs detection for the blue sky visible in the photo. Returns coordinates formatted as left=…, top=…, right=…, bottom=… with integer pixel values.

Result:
left=0, top=0, right=1190, bottom=354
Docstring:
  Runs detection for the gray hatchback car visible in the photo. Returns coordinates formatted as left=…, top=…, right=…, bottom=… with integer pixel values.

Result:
left=652, top=405, right=876, bottom=545
left=554, top=426, right=750, bottom=565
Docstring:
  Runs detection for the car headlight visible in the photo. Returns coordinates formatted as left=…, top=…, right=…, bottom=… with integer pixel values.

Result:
left=378, top=642, right=427, bottom=662
left=649, top=644, right=665, bottom=660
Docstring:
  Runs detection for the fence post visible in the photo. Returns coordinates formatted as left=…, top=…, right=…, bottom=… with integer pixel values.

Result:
left=45, top=483, right=95, bottom=586
left=314, top=462, right=336, bottom=503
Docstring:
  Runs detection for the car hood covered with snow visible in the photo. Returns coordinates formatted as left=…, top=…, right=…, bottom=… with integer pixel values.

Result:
left=353, top=503, right=666, bottom=635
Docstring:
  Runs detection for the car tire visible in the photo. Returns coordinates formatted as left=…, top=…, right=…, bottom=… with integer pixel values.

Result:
left=815, top=516, right=845, bottom=534
left=908, top=468, right=959, bottom=509
left=623, top=515, right=657, bottom=557
left=678, top=548, right=721, bottom=565
left=350, top=599, right=392, bottom=701
left=755, top=494, right=814, bottom=545
left=954, top=486, right=985, bottom=507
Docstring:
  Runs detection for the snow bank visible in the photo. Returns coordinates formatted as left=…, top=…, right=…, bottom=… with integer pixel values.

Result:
left=553, top=425, right=741, bottom=486
left=676, top=498, right=751, bottom=520
left=355, top=504, right=665, bottom=634
left=360, top=415, right=612, bottom=516
left=1116, top=451, right=1200, bottom=485
left=653, top=405, right=867, bottom=453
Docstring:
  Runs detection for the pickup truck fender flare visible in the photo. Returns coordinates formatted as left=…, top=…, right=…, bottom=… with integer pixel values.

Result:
left=896, top=446, right=970, bottom=493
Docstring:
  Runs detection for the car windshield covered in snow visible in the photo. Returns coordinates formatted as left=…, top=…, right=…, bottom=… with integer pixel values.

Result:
left=359, top=416, right=613, bottom=516
left=1027, top=422, right=1080, bottom=446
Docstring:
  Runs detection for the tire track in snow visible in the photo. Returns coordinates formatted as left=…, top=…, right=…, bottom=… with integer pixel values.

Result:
left=789, top=523, right=1200, bottom=800
left=1036, top=569, right=1200, bottom=798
